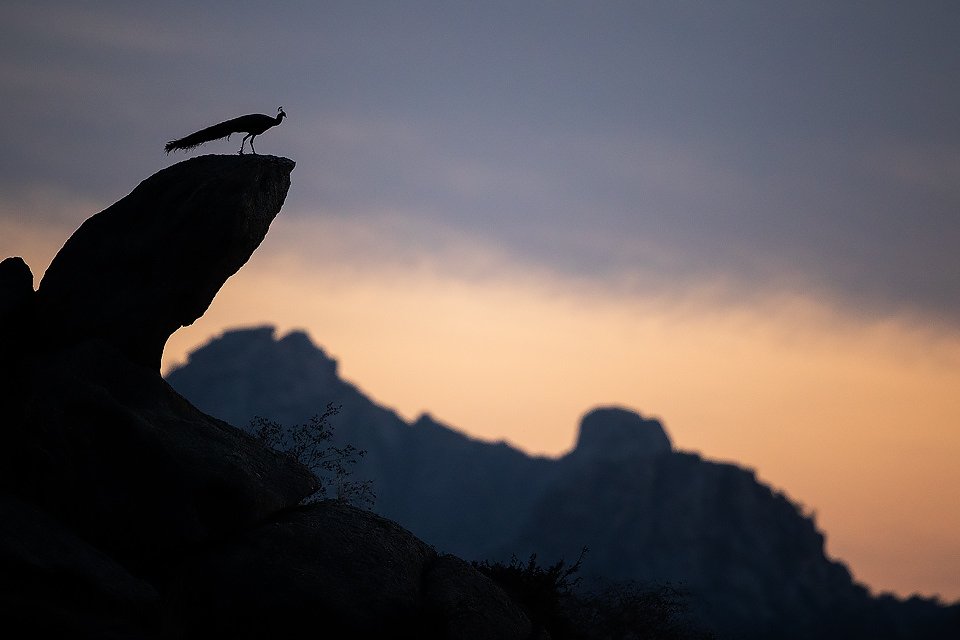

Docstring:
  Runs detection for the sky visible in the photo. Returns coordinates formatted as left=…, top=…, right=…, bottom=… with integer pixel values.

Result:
left=2, top=1, right=959, bottom=601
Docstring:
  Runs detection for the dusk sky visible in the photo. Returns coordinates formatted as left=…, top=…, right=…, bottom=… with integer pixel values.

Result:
left=2, top=1, right=959, bottom=601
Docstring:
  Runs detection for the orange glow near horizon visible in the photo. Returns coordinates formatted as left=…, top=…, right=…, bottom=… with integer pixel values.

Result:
left=5, top=212, right=959, bottom=604
left=158, top=236, right=960, bottom=603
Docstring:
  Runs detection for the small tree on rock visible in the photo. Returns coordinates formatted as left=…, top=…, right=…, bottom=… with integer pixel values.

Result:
left=250, top=403, right=376, bottom=509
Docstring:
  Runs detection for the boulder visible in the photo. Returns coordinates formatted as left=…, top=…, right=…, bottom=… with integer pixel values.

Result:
left=422, top=554, right=537, bottom=640
left=34, top=154, right=294, bottom=372
left=0, top=257, right=36, bottom=429
left=167, top=500, right=532, bottom=639
left=6, top=338, right=319, bottom=576
left=0, top=257, right=33, bottom=325
left=1, top=156, right=317, bottom=578
left=0, top=491, right=160, bottom=638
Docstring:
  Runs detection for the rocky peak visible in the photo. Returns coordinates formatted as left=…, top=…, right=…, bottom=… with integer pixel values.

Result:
left=0, top=257, right=33, bottom=321
left=0, top=257, right=34, bottom=361
left=170, top=325, right=340, bottom=381
left=567, top=405, right=672, bottom=462
left=165, top=326, right=343, bottom=429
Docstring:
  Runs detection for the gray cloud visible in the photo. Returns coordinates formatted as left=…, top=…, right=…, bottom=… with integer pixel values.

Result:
left=3, top=1, right=960, bottom=325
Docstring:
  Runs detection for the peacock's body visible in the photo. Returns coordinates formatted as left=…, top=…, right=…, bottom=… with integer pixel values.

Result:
left=165, top=107, right=286, bottom=155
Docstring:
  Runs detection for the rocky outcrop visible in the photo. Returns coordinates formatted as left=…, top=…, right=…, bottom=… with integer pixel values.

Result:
left=0, top=257, right=33, bottom=327
left=2, top=156, right=313, bottom=579
left=168, top=500, right=532, bottom=639
left=35, top=155, right=293, bottom=372
left=9, top=338, right=318, bottom=576
left=0, top=155, right=534, bottom=638
left=0, top=490, right=160, bottom=637
left=565, top=406, right=672, bottom=463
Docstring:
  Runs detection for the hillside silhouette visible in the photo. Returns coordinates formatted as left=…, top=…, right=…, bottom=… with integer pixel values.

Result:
left=167, top=326, right=960, bottom=638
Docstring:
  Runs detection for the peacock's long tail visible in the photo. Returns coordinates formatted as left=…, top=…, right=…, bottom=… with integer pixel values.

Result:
left=164, top=118, right=244, bottom=154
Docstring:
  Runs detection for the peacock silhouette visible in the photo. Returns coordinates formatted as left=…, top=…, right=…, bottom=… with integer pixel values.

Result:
left=165, top=107, right=286, bottom=155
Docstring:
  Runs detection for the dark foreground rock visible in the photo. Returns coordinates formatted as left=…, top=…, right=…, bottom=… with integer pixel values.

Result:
left=35, top=154, right=294, bottom=372
left=0, top=491, right=160, bottom=637
left=0, top=155, right=535, bottom=638
left=10, top=338, right=317, bottom=576
left=169, top=500, right=531, bottom=639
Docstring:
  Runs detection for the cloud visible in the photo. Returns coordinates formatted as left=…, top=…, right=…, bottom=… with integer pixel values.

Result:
left=4, top=1, right=960, bottom=328
left=276, top=108, right=960, bottom=331
left=3, top=3, right=198, bottom=57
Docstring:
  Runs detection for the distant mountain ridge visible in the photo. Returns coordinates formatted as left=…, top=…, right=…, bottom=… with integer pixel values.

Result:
left=166, top=325, right=959, bottom=639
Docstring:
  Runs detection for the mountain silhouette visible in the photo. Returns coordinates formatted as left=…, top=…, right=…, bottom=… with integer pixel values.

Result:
left=167, top=325, right=960, bottom=639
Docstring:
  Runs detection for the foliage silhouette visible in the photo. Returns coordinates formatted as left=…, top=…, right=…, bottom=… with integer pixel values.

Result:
left=473, top=547, right=586, bottom=638
left=474, top=548, right=716, bottom=640
left=250, top=403, right=376, bottom=509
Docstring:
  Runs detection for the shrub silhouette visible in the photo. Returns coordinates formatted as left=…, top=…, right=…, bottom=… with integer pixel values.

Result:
left=474, top=548, right=716, bottom=639
left=473, top=547, right=586, bottom=638
left=250, top=403, right=376, bottom=509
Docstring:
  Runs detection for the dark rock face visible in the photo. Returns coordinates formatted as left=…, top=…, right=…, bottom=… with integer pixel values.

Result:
left=0, top=257, right=33, bottom=325
left=0, top=491, right=160, bottom=637
left=567, top=406, right=672, bottom=463
left=0, top=258, right=35, bottom=422
left=9, top=338, right=318, bottom=575
left=514, top=451, right=859, bottom=636
left=35, top=155, right=294, bottom=372
left=0, top=156, right=531, bottom=638
left=169, top=501, right=531, bottom=639
left=2, top=156, right=313, bottom=580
